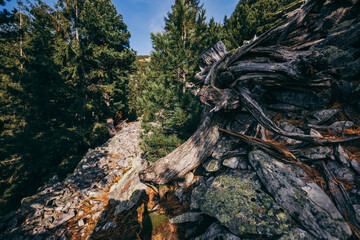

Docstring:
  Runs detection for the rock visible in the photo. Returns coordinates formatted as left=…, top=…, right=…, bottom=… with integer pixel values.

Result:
left=327, top=161, right=355, bottom=181
left=248, top=150, right=352, bottom=240
left=272, top=90, right=331, bottom=110
left=193, top=222, right=241, bottom=240
left=108, top=157, right=149, bottom=216
left=222, top=157, right=239, bottom=169
left=354, top=205, right=360, bottom=223
left=211, top=138, right=234, bottom=159
left=279, top=228, right=315, bottom=240
left=50, top=211, right=75, bottom=229
left=278, top=120, right=304, bottom=144
left=191, top=172, right=291, bottom=237
left=351, top=160, right=360, bottom=175
left=178, top=172, right=194, bottom=188
left=169, top=212, right=203, bottom=224
left=174, top=186, right=186, bottom=202
left=300, top=146, right=332, bottom=160
left=307, top=109, right=338, bottom=124
left=203, top=158, right=221, bottom=172
left=102, top=221, right=117, bottom=230
left=310, top=129, right=323, bottom=138
left=329, top=121, right=355, bottom=132
left=334, top=145, right=351, bottom=167
left=238, top=159, right=248, bottom=170
left=78, top=219, right=85, bottom=227
left=92, top=211, right=102, bottom=221
left=191, top=182, right=207, bottom=209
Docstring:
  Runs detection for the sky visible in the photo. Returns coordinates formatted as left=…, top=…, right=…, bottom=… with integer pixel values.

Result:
left=1, top=0, right=238, bottom=55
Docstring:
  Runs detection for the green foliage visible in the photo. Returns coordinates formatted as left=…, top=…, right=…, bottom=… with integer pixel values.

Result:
left=0, top=0, right=135, bottom=216
left=223, top=0, right=302, bottom=50
left=128, top=0, right=222, bottom=162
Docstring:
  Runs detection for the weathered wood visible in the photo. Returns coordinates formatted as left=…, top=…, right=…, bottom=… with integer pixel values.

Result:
left=219, top=128, right=296, bottom=161
left=195, top=41, right=228, bottom=85
left=233, top=85, right=324, bottom=144
left=139, top=107, right=221, bottom=184
left=322, top=161, right=360, bottom=237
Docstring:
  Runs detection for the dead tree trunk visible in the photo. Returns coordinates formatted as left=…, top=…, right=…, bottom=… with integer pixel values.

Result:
left=139, top=0, right=360, bottom=184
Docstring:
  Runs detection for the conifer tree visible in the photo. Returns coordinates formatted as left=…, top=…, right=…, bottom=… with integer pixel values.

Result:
left=223, top=0, right=302, bottom=50
left=0, top=0, right=135, bottom=214
left=131, top=0, right=222, bottom=161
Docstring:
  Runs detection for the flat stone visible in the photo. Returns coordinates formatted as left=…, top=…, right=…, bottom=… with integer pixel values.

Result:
left=307, top=109, right=338, bottom=124
left=191, top=172, right=291, bottom=237
left=329, top=121, right=355, bottom=132
left=203, top=158, right=221, bottom=172
left=310, top=129, right=323, bottom=138
left=248, top=150, right=352, bottom=240
left=193, top=222, right=241, bottom=240
left=300, top=146, right=332, bottom=160
left=222, top=157, right=239, bottom=169
left=278, top=120, right=304, bottom=144
left=50, top=211, right=75, bottom=229
left=334, top=145, right=351, bottom=167
left=169, top=212, right=203, bottom=224
left=102, top=221, right=117, bottom=230
left=212, top=138, right=234, bottom=159
left=327, top=161, right=355, bottom=181
left=351, top=160, right=360, bottom=175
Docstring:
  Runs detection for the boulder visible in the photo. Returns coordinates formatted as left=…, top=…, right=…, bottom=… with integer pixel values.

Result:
left=191, top=172, right=292, bottom=237
left=248, top=150, right=352, bottom=240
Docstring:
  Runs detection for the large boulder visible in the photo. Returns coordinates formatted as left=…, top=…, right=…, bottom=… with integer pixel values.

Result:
left=248, top=150, right=352, bottom=240
left=191, top=171, right=292, bottom=237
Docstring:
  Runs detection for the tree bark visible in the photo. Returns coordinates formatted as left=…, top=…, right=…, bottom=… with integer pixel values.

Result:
left=139, top=107, right=220, bottom=184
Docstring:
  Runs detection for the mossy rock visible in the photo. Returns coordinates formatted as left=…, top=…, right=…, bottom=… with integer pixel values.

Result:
left=192, top=172, right=291, bottom=237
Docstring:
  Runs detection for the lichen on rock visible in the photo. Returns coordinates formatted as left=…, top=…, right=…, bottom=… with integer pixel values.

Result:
left=192, top=171, right=292, bottom=237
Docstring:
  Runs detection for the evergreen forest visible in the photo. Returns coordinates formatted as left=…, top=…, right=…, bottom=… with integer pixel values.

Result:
left=0, top=0, right=300, bottom=216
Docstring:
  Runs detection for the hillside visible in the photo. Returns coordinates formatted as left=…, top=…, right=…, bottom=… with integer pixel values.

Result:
left=1, top=0, right=360, bottom=239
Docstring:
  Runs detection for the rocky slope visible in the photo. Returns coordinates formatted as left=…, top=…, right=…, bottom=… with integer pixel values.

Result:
left=0, top=121, right=147, bottom=239
left=1, top=0, right=360, bottom=239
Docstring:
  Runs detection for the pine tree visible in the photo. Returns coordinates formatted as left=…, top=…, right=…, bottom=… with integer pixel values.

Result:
left=0, top=0, right=136, bottom=215
left=223, top=0, right=302, bottom=50
left=130, top=0, right=222, bottom=161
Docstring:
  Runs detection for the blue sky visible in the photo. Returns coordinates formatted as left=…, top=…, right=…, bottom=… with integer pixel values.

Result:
left=1, top=0, right=238, bottom=55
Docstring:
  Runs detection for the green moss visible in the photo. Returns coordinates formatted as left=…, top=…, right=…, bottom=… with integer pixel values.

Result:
left=195, top=173, right=291, bottom=236
left=147, top=212, right=169, bottom=231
